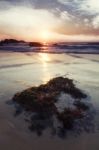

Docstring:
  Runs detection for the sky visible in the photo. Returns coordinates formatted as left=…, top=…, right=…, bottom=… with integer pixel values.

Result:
left=0, top=0, right=99, bottom=42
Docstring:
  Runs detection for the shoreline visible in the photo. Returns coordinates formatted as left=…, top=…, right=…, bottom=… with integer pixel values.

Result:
left=0, top=49, right=99, bottom=54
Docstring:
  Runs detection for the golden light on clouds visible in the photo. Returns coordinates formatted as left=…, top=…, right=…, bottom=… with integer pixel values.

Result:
left=0, top=0, right=99, bottom=42
left=0, top=6, right=61, bottom=42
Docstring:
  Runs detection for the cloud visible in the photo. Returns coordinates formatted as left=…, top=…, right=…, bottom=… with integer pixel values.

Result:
left=80, top=0, right=99, bottom=14
left=0, top=0, right=11, bottom=7
left=60, top=34, right=99, bottom=42
left=58, top=0, right=70, bottom=5
left=1, top=0, right=59, bottom=10
left=0, top=0, right=99, bottom=42
left=58, top=0, right=99, bottom=15
left=0, top=6, right=59, bottom=28
left=0, top=5, right=61, bottom=41
left=92, top=16, right=99, bottom=29
left=60, top=11, right=74, bottom=21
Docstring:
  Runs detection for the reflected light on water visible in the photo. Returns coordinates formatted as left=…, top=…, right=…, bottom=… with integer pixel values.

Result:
left=39, top=53, right=51, bottom=83
left=39, top=53, right=50, bottom=64
left=41, top=42, right=49, bottom=52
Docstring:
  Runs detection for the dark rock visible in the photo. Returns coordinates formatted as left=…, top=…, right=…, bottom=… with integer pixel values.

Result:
left=12, top=77, right=93, bottom=137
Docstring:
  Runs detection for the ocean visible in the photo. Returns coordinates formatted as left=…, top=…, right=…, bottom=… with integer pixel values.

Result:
left=0, top=42, right=99, bottom=53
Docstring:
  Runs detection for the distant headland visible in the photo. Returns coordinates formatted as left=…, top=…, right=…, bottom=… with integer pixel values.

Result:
left=0, top=39, right=43, bottom=47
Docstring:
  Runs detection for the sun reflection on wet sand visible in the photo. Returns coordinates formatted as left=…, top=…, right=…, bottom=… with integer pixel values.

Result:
left=39, top=53, right=51, bottom=83
left=39, top=53, right=50, bottom=63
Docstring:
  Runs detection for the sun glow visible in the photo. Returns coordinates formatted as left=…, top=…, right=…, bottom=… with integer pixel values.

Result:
left=40, top=30, right=51, bottom=42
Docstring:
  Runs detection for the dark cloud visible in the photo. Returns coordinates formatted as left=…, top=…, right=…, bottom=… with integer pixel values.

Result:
left=0, top=0, right=96, bottom=19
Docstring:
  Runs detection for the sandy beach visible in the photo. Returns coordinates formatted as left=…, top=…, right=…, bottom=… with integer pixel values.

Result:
left=0, top=51, right=99, bottom=150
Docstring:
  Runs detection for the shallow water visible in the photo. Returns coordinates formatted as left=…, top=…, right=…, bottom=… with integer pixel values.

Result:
left=0, top=51, right=99, bottom=150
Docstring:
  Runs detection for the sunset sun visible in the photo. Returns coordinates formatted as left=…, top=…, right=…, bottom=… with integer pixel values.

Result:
left=40, top=30, right=51, bottom=42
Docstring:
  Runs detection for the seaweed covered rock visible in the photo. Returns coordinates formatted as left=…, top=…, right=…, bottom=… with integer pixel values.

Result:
left=13, top=77, right=87, bottom=110
left=13, top=77, right=92, bottom=136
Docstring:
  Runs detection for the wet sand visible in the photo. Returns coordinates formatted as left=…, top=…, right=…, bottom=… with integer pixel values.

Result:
left=0, top=51, right=99, bottom=150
